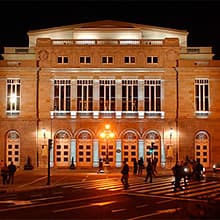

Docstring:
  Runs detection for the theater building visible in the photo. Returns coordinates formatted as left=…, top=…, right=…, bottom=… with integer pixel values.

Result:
left=0, top=20, right=220, bottom=169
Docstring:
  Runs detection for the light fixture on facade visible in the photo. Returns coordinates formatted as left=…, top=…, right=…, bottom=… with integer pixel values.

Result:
left=169, top=128, right=174, bottom=140
left=42, top=128, right=46, bottom=139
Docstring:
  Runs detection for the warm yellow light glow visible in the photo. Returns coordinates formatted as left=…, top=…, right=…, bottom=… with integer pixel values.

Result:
left=100, top=132, right=106, bottom=138
left=100, top=124, right=115, bottom=139
left=105, top=124, right=110, bottom=130
left=109, top=132, right=115, bottom=138
left=170, top=128, right=174, bottom=137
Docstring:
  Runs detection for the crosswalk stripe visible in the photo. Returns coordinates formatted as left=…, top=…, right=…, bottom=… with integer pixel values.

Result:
left=180, top=184, right=220, bottom=197
left=60, top=176, right=220, bottom=201
left=165, top=181, right=218, bottom=196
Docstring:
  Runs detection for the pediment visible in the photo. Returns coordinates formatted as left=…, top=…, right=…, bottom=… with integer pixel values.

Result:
left=28, top=19, right=188, bottom=47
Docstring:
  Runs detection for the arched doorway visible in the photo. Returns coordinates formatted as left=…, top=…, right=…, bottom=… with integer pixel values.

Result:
left=122, top=131, right=138, bottom=167
left=145, top=131, right=160, bottom=165
left=54, top=130, right=70, bottom=167
left=195, top=131, right=209, bottom=168
left=6, top=130, right=20, bottom=167
left=77, top=131, right=93, bottom=167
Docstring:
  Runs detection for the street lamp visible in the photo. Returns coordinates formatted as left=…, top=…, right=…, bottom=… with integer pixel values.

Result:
left=100, top=124, right=115, bottom=165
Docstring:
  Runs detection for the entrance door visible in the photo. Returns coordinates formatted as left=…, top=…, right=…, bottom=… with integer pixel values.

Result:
left=122, top=141, right=138, bottom=167
left=145, top=131, right=160, bottom=166
left=55, top=131, right=70, bottom=167
left=195, top=131, right=209, bottom=168
left=122, top=131, right=138, bottom=167
left=6, top=131, right=20, bottom=167
left=100, top=140, right=115, bottom=164
left=77, top=140, right=93, bottom=167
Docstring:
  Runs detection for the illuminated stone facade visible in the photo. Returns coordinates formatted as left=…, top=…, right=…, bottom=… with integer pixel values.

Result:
left=0, top=20, right=220, bottom=169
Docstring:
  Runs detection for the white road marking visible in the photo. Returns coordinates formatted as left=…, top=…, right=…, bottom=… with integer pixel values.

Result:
left=127, top=208, right=182, bottom=220
left=53, top=200, right=116, bottom=213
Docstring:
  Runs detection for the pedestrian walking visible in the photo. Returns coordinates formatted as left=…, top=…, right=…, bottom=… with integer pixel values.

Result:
left=1, top=163, right=9, bottom=184
left=152, top=156, right=158, bottom=175
left=138, top=157, right=144, bottom=176
left=133, top=158, right=138, bottom=176
left=144, top=158, right=154, bottom=183
left=172, top=161, right=183, bottom=191
left=7, top=161, right=16, bottom=184
left=121, top=160, right=129, bottom=189
left=194, top=160, right=204, bottom=181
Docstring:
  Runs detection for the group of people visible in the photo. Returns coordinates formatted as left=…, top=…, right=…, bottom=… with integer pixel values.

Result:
left=172, top=159, right=204, bottom=191
left=0, top=160, right=17, bottom=184
left=133, top=157, right=158, bottom=177
left=121, top=156, right=158, bottom=189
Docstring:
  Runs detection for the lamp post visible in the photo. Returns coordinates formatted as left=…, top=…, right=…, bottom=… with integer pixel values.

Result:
left=100, top=124, right=115, bottom=165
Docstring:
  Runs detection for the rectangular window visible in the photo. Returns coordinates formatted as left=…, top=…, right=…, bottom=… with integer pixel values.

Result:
left=6, top=79, right=21, bottom=113
left=122, top=80, right=138, bottom=111
left=102, top=56, right=113, bottom=64
left=147, top=56, right=158, bottom=64
left=57, top=56, right=69, bottom=64
left=77, top=80, right=93, bottom=111
left=99, top=80, right=115, bottom=111
left=53, top=80, right=71, bottom=111
left=124, top=56, right=135, bottom=64
left=80, top=56, right=91, bottom=64
left=195, top=79, right=209, bottom=111
left=144, top=80, right=161, bottom=111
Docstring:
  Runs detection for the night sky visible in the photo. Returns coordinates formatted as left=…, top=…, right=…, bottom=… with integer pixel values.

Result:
left=1, top=0, right=220, bottom=59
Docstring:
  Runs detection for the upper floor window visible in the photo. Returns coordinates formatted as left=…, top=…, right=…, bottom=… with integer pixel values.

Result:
left=57, top=56, right=68, bottom=64
left=77, top=80, right=93, bottom=111
left=80, top=56, right=91, bottom=64
left=124, top=56, right=135, bottom=64
left=195, top=79, right=209, bottom=112
left=147, top=56, right=158, bottom=64
left=99, top=80, right=115, bottom=111
left=54, top=80, right=71, bottom=111
left=122, top=80, right=138, bottom=111
left=144, top=80, right=161, bottom=111
left=102, top=56, right=113, bottom=64
left=6, top=79, right=21, bottom=113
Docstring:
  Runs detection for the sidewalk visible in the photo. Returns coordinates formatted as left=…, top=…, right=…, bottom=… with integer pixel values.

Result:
left=0, top=167, right=173, bottom=193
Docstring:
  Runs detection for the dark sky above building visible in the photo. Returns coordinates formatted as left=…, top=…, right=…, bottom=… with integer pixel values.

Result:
left=1, top=0, right=220, bottom=59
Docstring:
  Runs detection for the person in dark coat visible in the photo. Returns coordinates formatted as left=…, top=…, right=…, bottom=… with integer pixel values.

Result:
left=121, top=160, right=129, bottom=189
left=152, top=156, right=158, bottom=175
left=1, top=163, right=9, bottom=184
left=194, top=160, right=204, bottom=181
left=138, top=157, right=144, bottom=176
left=172, top=161, right=183, bottom=191
left=144, top=158, right=154, bottom=183
left=7, top=161, right=16, bottom=184
left=133, top=158, right=138, bottom=176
